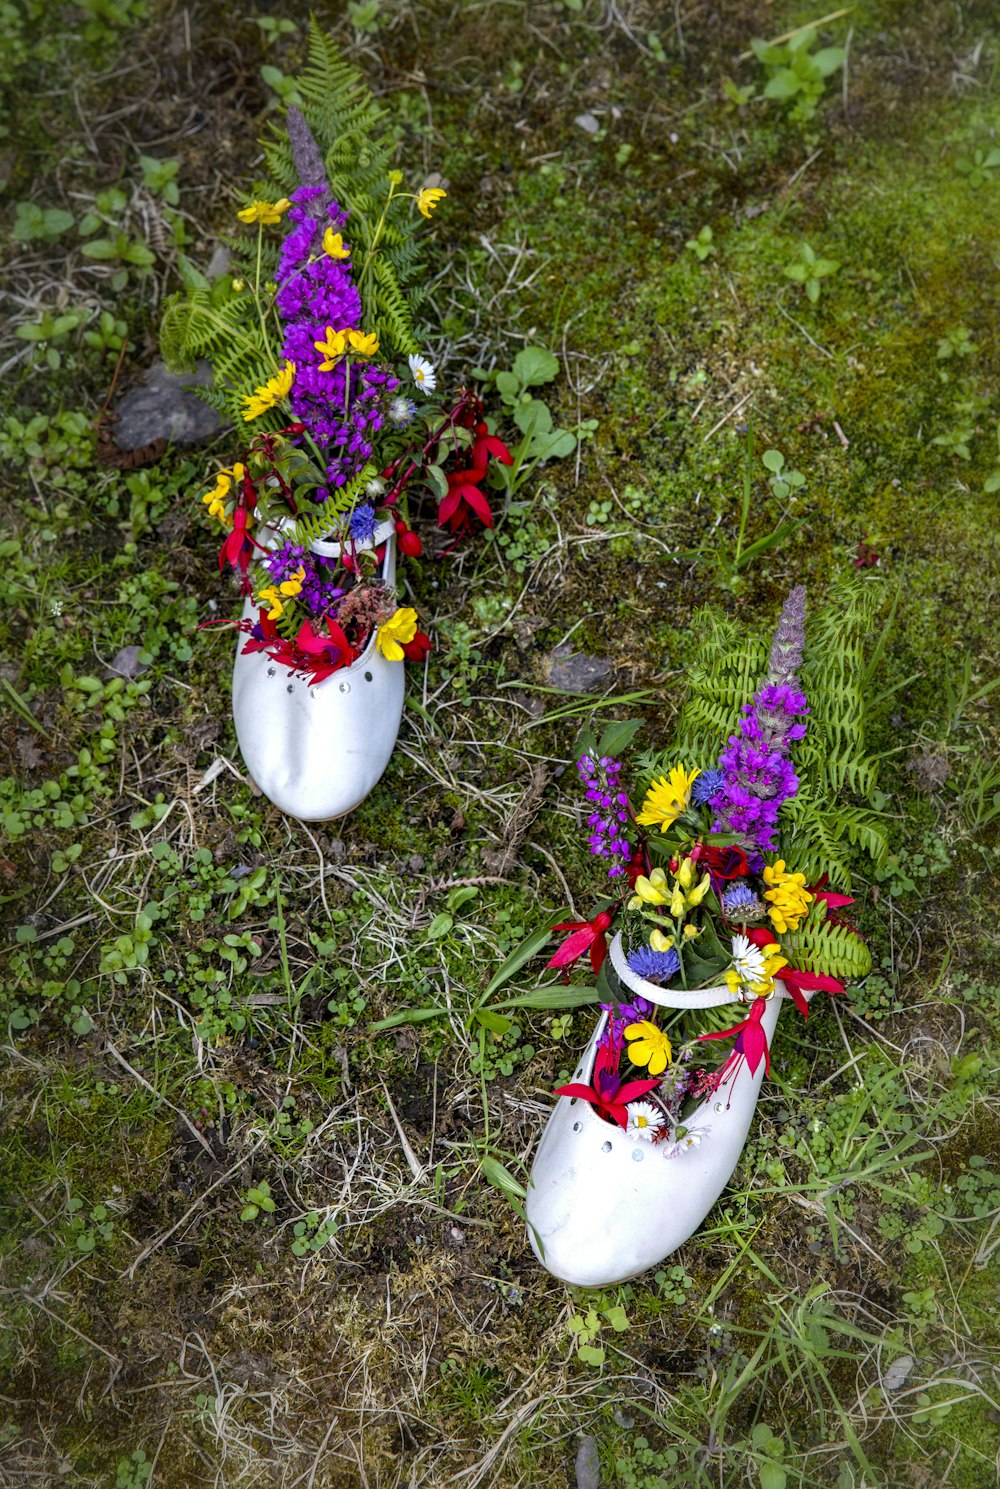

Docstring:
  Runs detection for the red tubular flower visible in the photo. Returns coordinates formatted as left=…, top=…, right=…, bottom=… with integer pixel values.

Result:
left=401, top=630, right=432, bottom=662
left=471, top=421, right=513, bottom=470
left=546, top=909, right=615, bottom=976
left=439, top=466, right=493, bottom=533
left=219, top=506, right=256, bottom=585
left=698, top=997, right=771, bottom=1079
left=294, top=617, right=358, bottom=682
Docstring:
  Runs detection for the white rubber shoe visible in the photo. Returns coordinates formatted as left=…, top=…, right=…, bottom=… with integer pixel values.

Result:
left=526, top=931, right=790, bottom=1287
left=231, top=521, right=405, bottom=821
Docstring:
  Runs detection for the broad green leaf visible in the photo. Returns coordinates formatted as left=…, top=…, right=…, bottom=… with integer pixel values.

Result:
left=480, top=1154, right=526, bottom=1200
left=427, top=912, right=453, bottom=939
left=597, top=718, right=644, bottom=757
left=761, top=449, right=785, bottom=473
left=369, top=1006, right=447, bottom=1030
left=578, top=1343, right=605, bottom=1366
left=474, top=1009, right=513, bottom=1036
left=512, top=345, right=559, bottom=387
left=759, top=1463, right=787, bottom=1489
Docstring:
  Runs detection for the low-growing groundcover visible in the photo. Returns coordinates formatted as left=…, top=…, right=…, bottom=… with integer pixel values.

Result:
left=1, top=3, right=998, bottom=1486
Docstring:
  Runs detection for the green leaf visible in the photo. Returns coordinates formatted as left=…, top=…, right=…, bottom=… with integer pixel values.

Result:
left=604, top=1304, right=629, bottom=1331
left=475, top=1009, right=513, bottom=1036
left=446, top=885, right=479, bottom=912
left=512, top=346, right=560, bottom=387
left=759, top=1463, right=787, bottom=1489
left=368, top=1006, right=448, bottom=1030
left=597, top=718, right=644, bottom=757
left=761, top=449, right=785, bottom=473
left=578, top=1343, right=605, bottom=1366
left=427, top=912, right=453, bottom=939
left=482, top=919, right=566, bottom=998
left=480, top=1154, right=526, bottom=1200
left=763, top=71, right=799, bottom=101
left=491, top=985, right=601, bottom=1013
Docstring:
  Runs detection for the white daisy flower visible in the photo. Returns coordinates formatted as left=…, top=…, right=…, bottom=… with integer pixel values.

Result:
left=665, top=1123, right=710, bottom=1158
left=730, top=933, right=767, bottom=986
left=408, top=353, right=436, bottom=394
left=627, top=1101, right=665, bottom=1142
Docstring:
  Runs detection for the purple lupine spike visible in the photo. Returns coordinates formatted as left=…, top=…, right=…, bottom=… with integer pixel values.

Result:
left=708, top=588, right=809, bottom=853
left=578, top=753, right=632, bottom=879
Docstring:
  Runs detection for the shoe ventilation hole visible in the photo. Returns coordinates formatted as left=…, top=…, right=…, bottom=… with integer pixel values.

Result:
left=339, top=681, right=351, bottom=694
left=631, top=1147, right=644, bottom=1163
left=572, top=1121, right=582, bottom=1133
left=601, top=1141, right=612, bottom=1153
left=364, top=671, right=373, bottom=682
left=267, top=667, right=276, bottom=677
left=714, top=1102, right=726, bottom=1113
left=286, top=684, right=294, bottom=694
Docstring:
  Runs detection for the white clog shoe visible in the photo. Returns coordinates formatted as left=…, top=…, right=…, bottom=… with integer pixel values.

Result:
left=526, top=931, right=796, bottom=1288
left=231, top=520, right=405, bottom=821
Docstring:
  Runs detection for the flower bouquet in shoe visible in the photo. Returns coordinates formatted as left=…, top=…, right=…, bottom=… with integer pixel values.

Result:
left=160, top=27, right=510, bottom=819
left=524, top=582, right=889, bottom=1284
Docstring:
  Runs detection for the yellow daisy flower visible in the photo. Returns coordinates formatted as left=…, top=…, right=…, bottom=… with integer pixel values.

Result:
left=242, top=363, right=295, bottom=421
left=624, top=1020, right=672, bottom=1076
left=635, top=764, right=700, bottom=832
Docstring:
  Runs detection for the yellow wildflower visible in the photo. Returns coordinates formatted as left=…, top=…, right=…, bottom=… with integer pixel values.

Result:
left=635, top=764, right=700, bottom=832
left=242, top=362, right=295, bottom=421
left=388, top=170, right=404, bottom=186
left=416, top=186, right=447, bottom=218
left=629, top=868, right=670, bottom=908
left=685, top=873, right=711, bottom=908
left=279, top=566, right=305, bottom=598
left=763, top=860, right=813, bottom=934
left=683, top=923, right=701, bottom=940
left=314, top=327, right=349, bottom=371
left=202, top=463, right=245, bottom=524
left=236, top=198, right=290, bottom=225
left=347, top=329, right=379, bottom=357
left=670, top=882, right=686, bottom=917
left=649, top=929, right=674, bottom=953
left=258, top=586, right=284, bottom=621
left=624, top=1020, right=672, bottom=1076
left=322, top=228, right=351, bottom=259
left=376, top=607, right=419, bottom=662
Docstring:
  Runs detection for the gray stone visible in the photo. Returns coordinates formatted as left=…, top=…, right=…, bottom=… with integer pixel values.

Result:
left=106, top=645, right=147, bottom=680
left=575, top=1437, right=600, bottom=1489
left=575, top=112, right=600, bottom=135
left=114, top=359, right=224, bottom=450
left=206, top=244, right=230, bottom=279
left=546, top=644, right=614, bottom=693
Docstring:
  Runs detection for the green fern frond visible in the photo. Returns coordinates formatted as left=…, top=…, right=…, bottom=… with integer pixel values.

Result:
left=287, top=464, right=377, bottom=549
left=784, top=907, right=873, bottom=980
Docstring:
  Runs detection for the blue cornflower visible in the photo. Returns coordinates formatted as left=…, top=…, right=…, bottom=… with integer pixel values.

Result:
left=626, top=945, right=681, bottom=986
left=691, top=768, right=724, bottom=806
left=348, top=504, right=378, bottom=543
left=721, top=881, right=766, bottom=923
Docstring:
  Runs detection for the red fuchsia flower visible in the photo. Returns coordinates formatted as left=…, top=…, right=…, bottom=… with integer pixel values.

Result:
left=546, top=909, right=616, bottom=977
left=555, top=1036, right=660, bottom=1130
left=693, top=843, right=751, bottom=881
left=471, top=420, right=513, bottom=471
left=340, top=543, right=386, bottom=574
left=698, top=995, right=772, bottom=1085
left=394, top=519, right=422, bottom=557
left=401, top=630, right=432, bottom=662
left=438, top=465, right=493, bottom=533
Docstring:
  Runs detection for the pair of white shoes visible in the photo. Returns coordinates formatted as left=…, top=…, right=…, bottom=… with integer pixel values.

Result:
left=526, top=932, right=799, bottom=1287
left=231, top=523, right=404, bottom=821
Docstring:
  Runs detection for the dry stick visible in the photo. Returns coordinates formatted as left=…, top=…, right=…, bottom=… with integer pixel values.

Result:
left=105, top=1037, right=216, bottom=1160
left=125, top=1132, right=269, bottom=1278
left=2, top=1285, right=121, bottom=1365
left=380, top=1081, right=426, bottom=1183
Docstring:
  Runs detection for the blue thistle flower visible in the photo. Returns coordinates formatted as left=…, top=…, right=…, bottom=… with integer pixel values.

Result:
left=626, top=945, right=681, bottom=986
left=691, top=768, right=724, bottom=805
left=721, top=882, right=766, bottom=923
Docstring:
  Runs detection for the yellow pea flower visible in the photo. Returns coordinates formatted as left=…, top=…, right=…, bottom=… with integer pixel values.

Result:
left=763, top=860, right=813, bottom=934
left=649, top=929, right=674, bottom=953
left=624, top=1020, right=672, bottom=1076
left=636, top=764, right=700, bottom=832
left=236, top=198, right=290, bottom=225
left=322, top=228, right=351, bottom=259
left=376, top=608, right=419, bottom=662
left=202, top=463, right=245, bottom=524
left=347, top=329, right=379, bottom=357
left=686, top=873, right=712, bottom=908
left=670, top=883, right=686, bottom=917
left=278, top=566, right=305, bottom=598
left=314, top=327, right=349, bottom=371
left=631, top=868, right=670, bottom=907
left=258, top=586, right=284, bottom=621
left=416, top=187, right=447, bottom=218
left=675, top=856, right=695, bottom=889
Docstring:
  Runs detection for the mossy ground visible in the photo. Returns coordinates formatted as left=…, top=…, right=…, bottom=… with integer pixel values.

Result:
left=1, top=2, right=998, bottom=1486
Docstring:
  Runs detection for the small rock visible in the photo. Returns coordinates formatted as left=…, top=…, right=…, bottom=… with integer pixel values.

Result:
left=881, top=1353, right=914, bottom=1394
left=114, top=359, right=224, bottom=451
left=206, top=244, right=230, bottom=279
left=107, top=645, right=147, bottom=680
left=575, top=1436, right=601, bottom=1489
left=448, top=1225, right=465, bottom=1245
left=546, top=644, right=614, bottom=693
left=574, top=112, right=600, bottom=135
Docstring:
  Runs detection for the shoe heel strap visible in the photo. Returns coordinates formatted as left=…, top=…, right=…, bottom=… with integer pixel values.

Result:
left=603, top=932, right=807, bottom=1010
